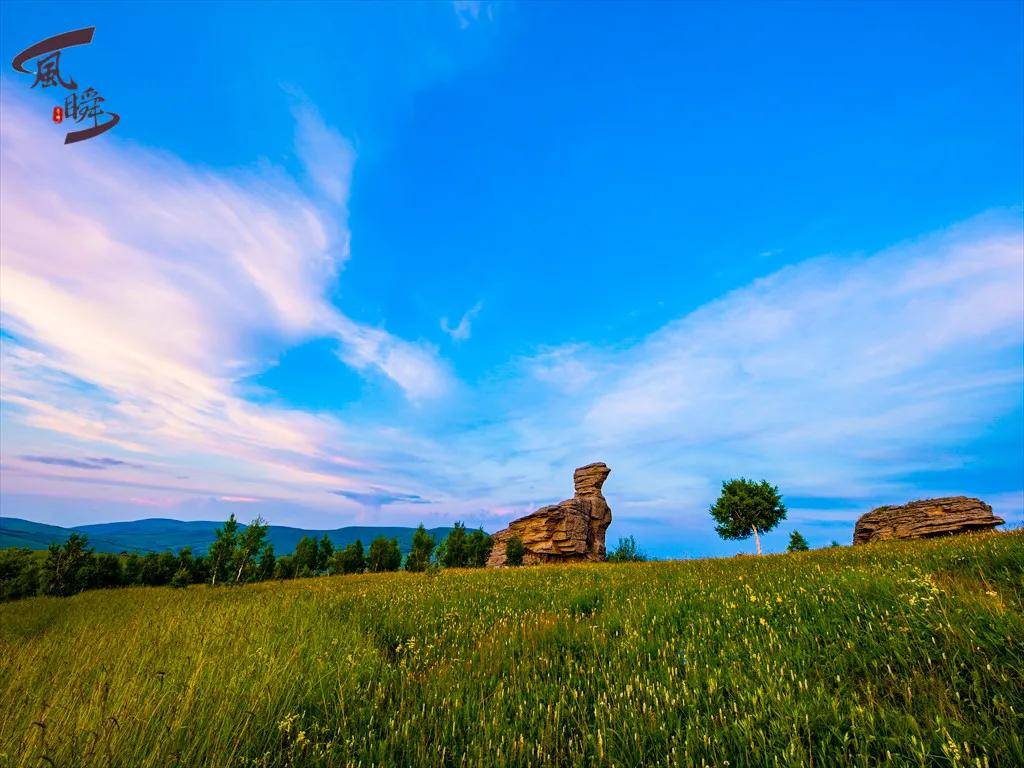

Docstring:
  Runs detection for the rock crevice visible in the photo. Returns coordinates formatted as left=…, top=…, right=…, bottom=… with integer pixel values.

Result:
left=487, top=462, right=612, bottom=567
left=852, top=496, right=1003, bottom=545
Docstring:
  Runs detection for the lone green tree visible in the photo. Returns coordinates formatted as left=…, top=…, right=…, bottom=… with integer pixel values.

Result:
left=709, top=478, right=786, bottom=555
left=405, top=524, right=435, bottom=572
left=787, top=530, right=810, bottom=553
left=505, top=535, right=525, bottom=566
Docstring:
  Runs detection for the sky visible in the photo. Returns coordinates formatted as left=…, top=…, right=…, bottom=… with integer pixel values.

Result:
left=0, top=1, right=1021, bottom=558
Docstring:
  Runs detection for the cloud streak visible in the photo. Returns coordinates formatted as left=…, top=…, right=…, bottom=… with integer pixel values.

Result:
left=0, top=88, right=450, bottom=517
left=20, top=456, right=144, bottom=471
left=331, top=489, right=431, bottom=507
left=440, top=301, right=483, bottom=342
left=490, top=212, right=1023, bottom=544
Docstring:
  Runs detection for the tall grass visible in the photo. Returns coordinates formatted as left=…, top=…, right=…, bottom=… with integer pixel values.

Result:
left=1, top=532, right=1021, bottom=767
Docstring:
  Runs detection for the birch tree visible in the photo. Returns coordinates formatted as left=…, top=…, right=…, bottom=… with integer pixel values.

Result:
left=709, top=478, right=786, bottom=555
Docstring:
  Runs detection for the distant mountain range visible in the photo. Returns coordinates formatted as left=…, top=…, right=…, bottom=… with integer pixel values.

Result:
left=0, top=516, right=456, bottom=556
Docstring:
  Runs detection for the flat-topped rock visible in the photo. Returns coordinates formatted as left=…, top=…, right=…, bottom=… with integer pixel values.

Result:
left=853, top=496, right=1003, bottom=545
left=487, top=462, right=612, bottom=566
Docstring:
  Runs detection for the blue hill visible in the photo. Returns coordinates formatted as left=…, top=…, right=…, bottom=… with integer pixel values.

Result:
left=0, top=516, right=456, bottom=556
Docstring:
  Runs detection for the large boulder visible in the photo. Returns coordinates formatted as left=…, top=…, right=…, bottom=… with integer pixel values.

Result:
left=487, top=462, right=612, bottom=566
left=853, top=496, right=1003, bottom=545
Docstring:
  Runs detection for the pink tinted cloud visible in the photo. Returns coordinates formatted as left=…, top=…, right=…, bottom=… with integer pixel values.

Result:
left=0, top=88, right=450, bottom=517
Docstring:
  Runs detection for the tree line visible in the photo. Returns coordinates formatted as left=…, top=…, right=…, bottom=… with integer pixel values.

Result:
left=1, top=474, right=828, bottom=601
left=0, top=516, right=495, bottom=602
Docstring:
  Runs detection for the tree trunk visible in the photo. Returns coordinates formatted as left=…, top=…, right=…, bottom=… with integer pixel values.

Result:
left=235, top=549, right=250, bottom=584
left=752, top=525, right=761, bottom=555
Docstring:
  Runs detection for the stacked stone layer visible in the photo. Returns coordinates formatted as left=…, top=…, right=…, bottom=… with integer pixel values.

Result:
left=852, top=496, right=1003, bottom=545
left=487, top=463, right=612, bottom=567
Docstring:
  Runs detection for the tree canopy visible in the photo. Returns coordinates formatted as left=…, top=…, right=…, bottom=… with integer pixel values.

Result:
left=207, top=514, right=239, bottom=586
left=466, top=528, right=493, bottom=567
left=787, top=530, right=810, bottom=552
left=405, top=525, right=435, bottom=572
left=440, top=522, right=469, bottom=568
left=368, top=536, right=402, bottom=572
left=332, top=539, right=366, bottom=574
left=709, top=478, right=787, bottom=555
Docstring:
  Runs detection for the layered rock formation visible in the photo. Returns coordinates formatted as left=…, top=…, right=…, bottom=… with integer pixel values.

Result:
left=487, top=462, right=612, bottom=567
left=853, top=496, right=1003, bottom=545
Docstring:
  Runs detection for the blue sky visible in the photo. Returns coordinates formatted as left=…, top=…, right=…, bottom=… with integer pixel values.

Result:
left=0, top=1, right=1021, bottom=558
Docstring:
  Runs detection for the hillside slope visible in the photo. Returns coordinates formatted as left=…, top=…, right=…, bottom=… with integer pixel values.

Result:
left=0, top=531, right=1020, bottom=767
left=0, top=516, right=455, bottom=555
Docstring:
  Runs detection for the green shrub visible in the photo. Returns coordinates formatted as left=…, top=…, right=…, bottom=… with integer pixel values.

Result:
left=505, top=535, right=525, bottom=566
left=169, top=567, right=192, bottom=589
left=787, top=530, right=810, bottom=552
left=607, top=536, right=646, bottom=562
left=273, top=554, right=296, bottom=579
left=0, top=548, right=42, bottom=600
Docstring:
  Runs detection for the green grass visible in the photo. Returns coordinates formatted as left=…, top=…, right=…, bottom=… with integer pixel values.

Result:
left=1, top=532, right=1021, bottom=768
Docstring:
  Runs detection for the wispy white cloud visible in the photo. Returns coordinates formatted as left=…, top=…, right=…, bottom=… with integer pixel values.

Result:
left=358, top=212, right=1021, bottom=545
left=453, top=1, right=495, bottom=30
left=440, top=300, right=483, bottom=342
left=0, top=88, right=450, bottom=517
left=292, top=100, right=356, bottom=210
left=1, top=83, right=1020, bottom=548
left=525, top=344, right=605, bottom=394
left=487, top=212, right=1023, bottom=533
left=265, top=209, right=1022, bottom=542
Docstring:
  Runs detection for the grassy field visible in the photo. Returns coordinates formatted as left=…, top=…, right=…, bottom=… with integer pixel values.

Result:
left=1, top=532, right=1021, bottom=768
